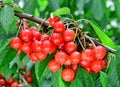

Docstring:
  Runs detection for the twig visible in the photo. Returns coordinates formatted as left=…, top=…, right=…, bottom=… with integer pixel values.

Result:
left=14, top=12, right=116, bottom=53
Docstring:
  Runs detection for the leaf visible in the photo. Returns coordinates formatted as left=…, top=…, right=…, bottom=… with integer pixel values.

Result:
left=35, top=54, right=55, bottom=86
left=70, top=77, right=83, bottom=87
left=0, top=5, right=14, bottom=33
left=91, top=0, right=104, bottom=21
left=76, top=0, right=84, bottom=12
left=14, top=7, right=24, bottom=13
left=89, top=21, right=117, bottom=50
left=53, top=7, right=71, bottom=16
left=0, top=38, right=11, bottom=53
left=0, top=47, right=17, bottom=68
left=77, top=67, right=94, bottom=87
left=48, top=0, right=60, bottom=11
left=115, top=47, right=120, bottom=61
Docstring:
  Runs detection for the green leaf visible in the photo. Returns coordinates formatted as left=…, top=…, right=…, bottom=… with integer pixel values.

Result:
left=115, top=47, right=120, bottom=61
left=0, top=47, right=17, bottom=68
left=48, top=0, right=60, bottom=11
left=0, top=5, right=14, bottom=33
left=91, top=0, right=104, bottom=20
left=53, top=7, right=71, bottom=16
left=76, top=0, right=84, bottom=12
left=77, top=67, right=94, bottom=87
left=89, top=21, right=117, bottom=50
left=14, top=7, right=24, bottom=13
left=35, top=54, right=55, bottom=86
left=70, top=77, right=83, bottom=87
left=0, top=38, right=11, bottom=53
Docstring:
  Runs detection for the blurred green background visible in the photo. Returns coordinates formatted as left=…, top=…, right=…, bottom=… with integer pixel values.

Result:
left=13, top=0, right=120, bottom=44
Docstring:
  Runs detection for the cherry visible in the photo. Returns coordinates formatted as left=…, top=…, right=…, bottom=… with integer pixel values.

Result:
left=94, top=46, right=106, bottom=60
left=32, top=30, right=42, bottom=41
left=63, top=29, right=75, bottom=42
left=70, top=51, right=80, bottom=64
left=8, top=77, right=14, bottom=84
left=49, top=45, right=57, bottom=54
left=20, top=29, right=33, bottom=42
left=30, top=52, right=38, bottom=63
left=62, top=68, right=75, bottom=82
left=90, top=60, right=105, bottom=74
left=64, top=56, right=71, bottom=66
left=53, top=21, right=65, bottom=33
left=48, top=16, right=60, bottom=27
left=50, top=33, right=63, bottom=46
left=26, top=71, right=32, bottom=76
left=10, top=81, right=19, bottom=87
left=80, top=49, right=94, bottom=63
left=16, top=49, right=22, bottom=55
left=41, top=34, right=50, bottom=41
left=70, top=64, right=78, bottom=71
left=21, top=42, right=32, bottom=53
left=79, top=60, right=90, bottom=68
left=48, top=59, right=61, bottom=73
left=55, top=51, right=68, bottom=65
left=26, top=76, right=33, bottom=83
left=42, top=40, right=52, bottom=54
left=10, top=37, right=22, bottom=49
left=58, top=42, right=65, bottom=50
left=36, top=51, right=47, bottom=61
left=64, top=42, right=77, bottom=54
left=0, top=78, right=6, bottom=86
left=84, top=66, right=92, bottom=73
left=32, top=40, right=42, bottom=52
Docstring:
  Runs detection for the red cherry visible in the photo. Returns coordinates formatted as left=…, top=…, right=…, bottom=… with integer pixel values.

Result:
left=16, top=49, right=22, bottom=55
left=94, top=46, right=106, bottom=60
left=90, top=60, right=105, bottom=74
left=32, top=31, right=42, bottom=41
left=53, top=21, right=65, bottom=33
left=50, top=33, right=63, bottom=46
left=62, top=68, right=75, bottom=82
left=10, top=37, right=22, bottom=49
left=26, top=71, right=32, bottom=76
left=84, top=66, right=92, bottom=73
left=48, top=59, right=61, bottom=73
left=64, top=42, right=77, bottom=54
left=32, top=40, right=42, bottom=52
left=55, top=51, right=68, bottom=65
left=10, top=81, right=19, bottom=87
left=42, top=40, right=52, bottom=54
left=49, top=45, right=57, bottom=54
left=58, top=42, right=65, bottom=50
left=48, top=16, right=60, bottom=27
left=70, top=51, right=80, bottom=64
left=79, top=60, right=90, bottom=68
left=36, top=51, right=47, bottom=61
left=30, top=52, right=38, bottom=63
left=8, top=77, right=14, bottom=84
left=20, top=29, right=33, bottom=42
left=21, top=42, right=32, bottom=53
left=80, top=49, right=94, bottom=63
left=0, top=78, right=6, bottom=86
left=41, top=34, right=50, bottom=41
left=70, top=64, right=78, bottom=71
left=63, top=29, right=75, bottom=42
left=64, top=56, right=71, bottom=66
left=26, top=76, right=33, bottom=83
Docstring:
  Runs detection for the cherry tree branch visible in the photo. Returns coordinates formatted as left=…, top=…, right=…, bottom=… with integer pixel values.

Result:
left=14, top=12, right=116, bottom=53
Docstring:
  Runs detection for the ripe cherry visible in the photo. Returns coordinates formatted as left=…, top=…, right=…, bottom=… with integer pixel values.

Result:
left=26, top=76, right=33, bottom=83
left=70, top=64, right=78, bottom=71
left=94, top=46, right=106, bottom=60
left=30, top=52, right=38, bottom=63
left=10, top=37, right=22, bottom=49
left=58, top=42, right=65, bottom=50
left=84, top=66, right=92, bottom=73
left=49, top=45, right=57, bottom=54
left=64, top=56, right=71, bottom=66
left=10, top=81, right=19, bottom=87
left=8, top=77, right=14, bottom=84
left=63, top=29, right=75, bottom=42
left=90, top=60, right=105, bottom=74
left=55, top=51, right=68, bottom=65
left=41, top=34, right=50, bottom=41
left=53, top=21, right=65, bottom=33
left=32, top=30, right=42, bottom=41
left=62, top=68, right=75, bottom=82
left=48, top=59, right=61, bottom=73
left=70, top=51, right=80, bottom=64
left=64, top=42, right=77, bottom=54
left=50, top=33, right=63, bottom=46
left=48, top=16, right=60, bottom=27
left=79, top=60, right=90, bottom=68
left=36, top=51, right=47, bottom=61
left=80, top=49, right=94, bottom=63
left=32, top=40, right=42, bottom=52
left=26, top=71, right=32, bottom=77
left=21, top=42, right=32, bottom=53
left=0, top=78, right=6, bottom=86
left=42, top=40, right=52, bottom=54
left=20, top=29, right=33, bottom=42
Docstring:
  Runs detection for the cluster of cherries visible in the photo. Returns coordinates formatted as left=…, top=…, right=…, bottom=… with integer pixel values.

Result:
left=0, top=67, right=33, bottom=87
left=10, top=16, right=107, bottom=82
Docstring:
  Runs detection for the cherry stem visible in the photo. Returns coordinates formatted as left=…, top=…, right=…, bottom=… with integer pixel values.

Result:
left=77, top=36, right=85, bottom=50
left=14, top=12, right=116, bottom=53
left=16, top=19, right=23, bottom=37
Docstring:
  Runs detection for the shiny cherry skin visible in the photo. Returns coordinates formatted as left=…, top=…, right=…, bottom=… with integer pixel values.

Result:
left=32, top=40, right=42, bottom=52
left=70, top=51, right=80, bottom=64
left=36, top=51, right=47, bottom=61
left=48, top=59, right=61, bottom=73
left=48, top=16, right=60, bottom=27
left=62, top=68, right=75, bottom=82
left=30, top=52, right=38, bottom=63
left=21, top=42, right=32, bottom=53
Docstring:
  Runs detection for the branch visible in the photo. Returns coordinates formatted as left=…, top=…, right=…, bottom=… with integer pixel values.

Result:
left=14, top=11, right=116, bottom=53
left=14, top=11, right=49, bottom=27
